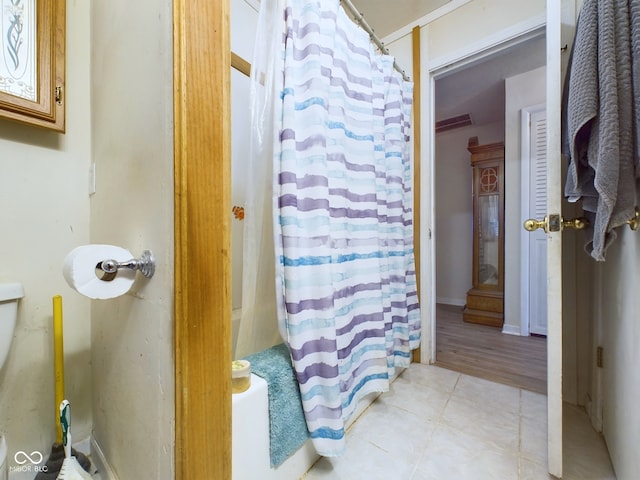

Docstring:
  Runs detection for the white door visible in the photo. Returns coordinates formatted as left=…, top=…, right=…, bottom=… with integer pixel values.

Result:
left=528, top=107, right=548, bottom=336
left=540, top=1, right=578, bottom=476
left=544, top=8, right=564, bottom=463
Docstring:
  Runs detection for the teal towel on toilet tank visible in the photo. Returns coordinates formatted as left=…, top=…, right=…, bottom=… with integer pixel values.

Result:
left=243, top=343, right=310, bottom=467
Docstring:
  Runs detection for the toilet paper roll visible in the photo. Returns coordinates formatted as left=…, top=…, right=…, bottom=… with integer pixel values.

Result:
left=63, top=244, right=137, bottom=299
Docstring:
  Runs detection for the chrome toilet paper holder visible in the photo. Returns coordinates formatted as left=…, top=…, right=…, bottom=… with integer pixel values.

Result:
left=95, top=250, right=155, bottom=281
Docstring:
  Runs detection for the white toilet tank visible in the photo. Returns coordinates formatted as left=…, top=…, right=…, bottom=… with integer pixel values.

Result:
left=0, top=434, right=7, bottom=480
left=0, top=282, right=24, bottom=370
left=0, top=283, right=22, bottom=480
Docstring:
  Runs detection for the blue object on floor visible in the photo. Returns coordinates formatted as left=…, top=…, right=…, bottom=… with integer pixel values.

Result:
left=243, top=343, right=310, bottom=467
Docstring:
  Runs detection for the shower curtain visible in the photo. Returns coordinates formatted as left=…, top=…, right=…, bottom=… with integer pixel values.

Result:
left=254, top=0, right=421, bottom=457
left=235, top=0, right=286, bottom=359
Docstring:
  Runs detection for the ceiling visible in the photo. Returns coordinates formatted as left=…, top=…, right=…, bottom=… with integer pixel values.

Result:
left=347, top=1, right=546, bottom=129
left=434, top=35, right=546, bottom=126
left=348, top=0, right=450, bottom=38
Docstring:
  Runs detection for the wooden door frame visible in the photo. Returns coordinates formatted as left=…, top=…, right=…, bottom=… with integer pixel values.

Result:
left=174, top=0, right=232, bottom=479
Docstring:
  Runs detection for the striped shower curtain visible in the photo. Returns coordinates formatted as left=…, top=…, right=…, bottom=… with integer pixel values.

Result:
left=269, top=0, right=421, bottom=456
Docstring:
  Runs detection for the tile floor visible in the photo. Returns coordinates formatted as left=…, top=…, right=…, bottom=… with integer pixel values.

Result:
left=303, top=363, right=616, bottom=480
left=30, top=364, right=613, bottom=480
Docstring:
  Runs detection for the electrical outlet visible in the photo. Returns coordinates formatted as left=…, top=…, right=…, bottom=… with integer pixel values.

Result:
left=597, top=346, right=603, bottom=368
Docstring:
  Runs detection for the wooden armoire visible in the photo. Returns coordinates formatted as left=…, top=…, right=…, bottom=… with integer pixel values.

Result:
left=462, top=137, right=505, bottom=327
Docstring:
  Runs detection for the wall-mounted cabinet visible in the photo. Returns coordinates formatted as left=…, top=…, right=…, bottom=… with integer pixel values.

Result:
left=0, top=0, right=66, bottom=132
left=463, top=137, right=504, bottom=327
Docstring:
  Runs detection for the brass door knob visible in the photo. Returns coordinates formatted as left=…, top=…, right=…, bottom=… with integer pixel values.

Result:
left=626, top=207, right=639, bottom=231
left=523, top=217, right=548, bottom=232
left=523, top=214, right=589, bottom=233
left=562, top=217, right=589, bottom=230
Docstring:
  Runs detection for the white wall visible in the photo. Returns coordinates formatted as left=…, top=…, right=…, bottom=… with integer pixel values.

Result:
left=90, top=1, right=175, bottom=478
left=0, top=1, right=93, bottom=470
left=231, top=0, right=259, bottom=61
left=386, top=33, right=414, bottom=81
left=434, top=122, right=504, bottom=305
left=0, top=2, right=175, bottom=477
left=504, top=66, right=546, bottom=333
left=426, top=0, right=545, bottom=62
left=597, top=232, right=640, bottom=479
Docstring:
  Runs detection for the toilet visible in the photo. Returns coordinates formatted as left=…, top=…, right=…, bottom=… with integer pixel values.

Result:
left=0, top=282, right=24, bottom=480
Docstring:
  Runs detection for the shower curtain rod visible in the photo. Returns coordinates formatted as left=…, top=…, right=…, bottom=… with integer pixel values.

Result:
left=340, top=0, right=411, bottom=81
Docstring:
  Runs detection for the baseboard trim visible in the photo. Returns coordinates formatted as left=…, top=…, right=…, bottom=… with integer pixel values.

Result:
left=501, top=324, right=522, bottom=336
left=436, top=297, right=465, bottom=307
left=91, top=436, right=119, bottom=480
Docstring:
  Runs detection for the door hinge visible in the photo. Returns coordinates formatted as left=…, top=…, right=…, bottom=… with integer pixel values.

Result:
left=55, top=85, right=63, bottom=105
left=597, top=346, right=603, bottom=368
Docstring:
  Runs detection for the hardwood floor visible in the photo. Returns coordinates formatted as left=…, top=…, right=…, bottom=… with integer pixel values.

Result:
left=434, top=303, right=547, bottom=394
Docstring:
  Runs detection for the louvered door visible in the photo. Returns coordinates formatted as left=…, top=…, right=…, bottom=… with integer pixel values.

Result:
left=528, top=108, right=548, bottom=335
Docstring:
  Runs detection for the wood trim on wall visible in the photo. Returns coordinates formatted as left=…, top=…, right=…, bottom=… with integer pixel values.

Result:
left=174, top=0, right=232, bottom=478
left=231, top=52, right=251, bottom=77
left=411, top=25, right=422, bottom=363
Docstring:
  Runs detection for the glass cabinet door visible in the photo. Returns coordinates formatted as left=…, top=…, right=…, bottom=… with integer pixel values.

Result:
left=478, top=194, right=500, bottom=286
left=476, top=161, right=501, bottom=288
